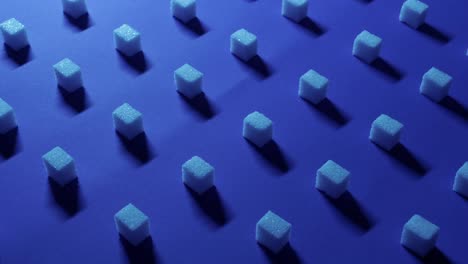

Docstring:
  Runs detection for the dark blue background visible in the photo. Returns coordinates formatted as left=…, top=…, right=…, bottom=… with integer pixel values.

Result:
left=0, top=0, right=467, bottom=263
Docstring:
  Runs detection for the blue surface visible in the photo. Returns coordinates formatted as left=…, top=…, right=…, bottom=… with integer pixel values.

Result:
left=0, top=0, right=468, bottom=263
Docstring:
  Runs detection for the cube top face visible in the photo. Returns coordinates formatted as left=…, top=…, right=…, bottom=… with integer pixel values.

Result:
left=1, top=18, right=25, bottom=35
left=423, top=67, right=452, bottom=88
left=53, top=58, right=80, bottom=78
left=0, top=98, right=13, bottom=117
left=113, top=103, right=142, bottom=125
left=285, top=0, right=308, bottom=6
left=42, top=147, right=74, bottom=171
left=257, top=211, right=291, bottom=239
left=114, top=24, right=140, bottom=42
left=404, top=214, right=439, bottom=241
left=173, top=0, right=196, bottom=8
left=183, top=156, right=214, bottom=179
left=457, top=162, right=468, bottom=180
left=244, top=111, right=272, bottom=131
left=356, top=30, right=382, bottom=48
left=175, top=64, right=203, bottom=83
left=318, top=160, right=350, bottom=185
left=231, top=29, right=257, bottom=47
left=115, top=203, right=149, bottom=231
left=372, top=114, right=403, bottom=136
left=301, top=70, right=328, bottom=89
left=404, top=0, right=428, bottom=15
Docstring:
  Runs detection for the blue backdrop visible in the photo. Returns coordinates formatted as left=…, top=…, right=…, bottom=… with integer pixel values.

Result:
left=0, top=0, right=467, bottom=263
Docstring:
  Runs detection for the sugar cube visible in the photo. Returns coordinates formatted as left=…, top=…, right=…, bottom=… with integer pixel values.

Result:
left=399, top=0, right=429, bottom=29
left=256, top=211, right=291, bottom=253
left=62, top=0, right=88, bottom=19
left=282, top=0, right=309, bottom=23
left=315, top=160, right=350, bottom=199
left=369, top=114, right=403, bottom=151
left=453, top=162, right=468, bottom=198
left=243, top=111, right=273, bottom=147
left=299, top=69, right=328, bottom=104
left=114, top=203, right=151, bottom=246
left=171, top=0, right=197, bottom=23
left=0, top=98, right=17, bottom=134
left=112, top=103, right=144, bottom=140
left=353, top=30, right=382, bottom=64
left=0, top=18, right=29, bottom=51
left=401, top=214, right=439, bottom=257
left=42, top=147, right=77, bottom=186
left=420, top=67, right=452, bottom=102
left=174, top=64, right=203, bottom=99
left=230, top=28, right=257, bottom=62
left=182, top=156, right=214, bottom=194
left=114, top=24, right=141, bottom=57
left=53, top=58, right=83, bottom=92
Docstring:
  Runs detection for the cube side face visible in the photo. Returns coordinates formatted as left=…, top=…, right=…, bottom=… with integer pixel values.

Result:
left=453, top=164, right=468, bottom=197
left=42, top=148, right=77, bottom=186
left=54, top=67, right=83, bottom=92
left=174, top=65, right=203, bottom=99
left=282, top=0, right=308, bottom=23
left=373, top=115, right=404, bottom=136
left=419, top=78, right=449, bottom=102
left=399, top=2, right=428, bottom=29
left=353, top=37, right=381, bottom=64
left=182, top=157, right=214, bottom=194
left=256, top=211, right=291, bottom=253
left=114, top=28, right=141, bottom=57
left=112, top=104, right=144, bottom=140
left=0, top=102, right=17, bottom=134
left=299, top=72, right=328, bottom=104
left=256, top=224, right=290, bottom=253
left=316, top=162, right=349, bottom=199
left=171, top=0, right=197, bottom=23
left=0, top=20, right=28, bottom=51
left=113, top=114, right=144, bottom=140
left=243, top=116, right=273, bottom=147
left=182, top=166, right=214, bottom=194
left=62, top=0, right=88, bottom=19
left=230, top=32, right=258, bottom=62
left=116, top=219, right=150, bottom=246
left=453, top=174, right=468, bottom=197
left=114, top=205, right=150, bottom=246
left=401, top=225, right=438, bottom=257
left=46, top=161, right=77, bottom=186
left=369, top=125, right=400, bottom=151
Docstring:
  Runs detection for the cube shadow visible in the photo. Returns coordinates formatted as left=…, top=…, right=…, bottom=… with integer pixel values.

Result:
left=320, top=190, right=375, bottom=233
left=57, top=86, right=91, bottom=114
left=185, top=186, right=232, bottom=227
left=302, top=98, right=350, bottom=127
left=375, top=142, right=429, bottom=177
left=234, top=54, right=273, bottom=79
left=0, top=127, right=20, bottom=160
left=120, top=236, right=160, bottom=264
left=178, top=92, right=218, bottom=120
left=417, top=23, right=452, bottom=44
left=116, top=132, right=155, bottom=165
left=259, top=243, right=303, bottom=264
left=117, top=51, right=150, bottom=74
left=48, top=178, right=85, bottom=218
left=369, top=57, right=405, bottom=81
left=284, top=16, right=327, bottom=37
left=3, top=44, right=33, bottom=66
left=246, top=139, right=292, bottom=174
left=406, top=247, right=453, bottom=264
left=63, top=13, right=93, bottom=31
left=174, top=17, right=208, bottom=37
